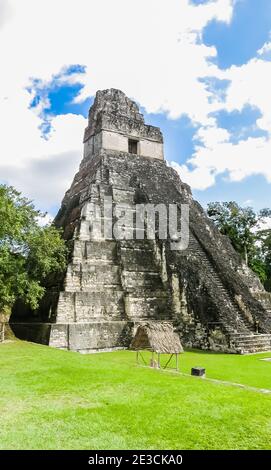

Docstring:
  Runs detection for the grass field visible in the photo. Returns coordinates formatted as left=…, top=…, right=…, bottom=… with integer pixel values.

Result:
left=0, top=341, right=271, bottom=450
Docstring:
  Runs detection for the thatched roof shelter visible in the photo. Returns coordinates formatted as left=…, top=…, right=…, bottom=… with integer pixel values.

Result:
left=130, top=322, right=183, bottom=354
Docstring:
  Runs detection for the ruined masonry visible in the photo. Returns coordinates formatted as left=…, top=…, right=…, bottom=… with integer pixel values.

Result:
left=11, top=89, right=271, bottom=353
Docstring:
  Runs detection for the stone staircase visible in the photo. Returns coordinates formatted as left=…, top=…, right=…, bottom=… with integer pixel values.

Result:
left=105, top=182, right=172, bottom=322
left=60, top=237, right=126, bottom=322
left=118, top=239, right=171, bottom=321
left=229, top=333, right=271, bottom=354
left=63, top=182, right=173, bottom=324
left=187, top=236, right=271, bottom=353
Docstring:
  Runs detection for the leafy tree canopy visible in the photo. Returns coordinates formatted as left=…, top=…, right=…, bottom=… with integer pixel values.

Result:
left=0, top=185, right=67, bottom=311
left=207, top=201, right=271, bottom=289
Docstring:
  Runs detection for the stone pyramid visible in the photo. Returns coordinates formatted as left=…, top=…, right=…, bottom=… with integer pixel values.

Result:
left=12, top=89, right=271, bottom=353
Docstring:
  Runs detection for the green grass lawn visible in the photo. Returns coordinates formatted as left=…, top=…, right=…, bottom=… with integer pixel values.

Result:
left=0, top=341, right=271, bottom=450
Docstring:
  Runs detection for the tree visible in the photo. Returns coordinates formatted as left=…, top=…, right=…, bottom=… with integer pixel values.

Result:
left=256, top=229, right=271, bottom=290
left=207, top=201, right=271, bottom=288
left=207, top=201, right=271, bottom=265
left=0, top=184, right=68, bottom=311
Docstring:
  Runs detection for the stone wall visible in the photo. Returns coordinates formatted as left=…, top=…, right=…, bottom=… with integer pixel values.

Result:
left=101, top=130, right=164, bottom=159
left=83, top=89, right=164, bottom=161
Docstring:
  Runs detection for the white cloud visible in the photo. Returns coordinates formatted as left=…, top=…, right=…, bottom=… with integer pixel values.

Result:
left=171, top=161, right=216, bottom=190
left=224, top=58, right=271, bottom=134
left=259, top=217, right=271, bottom=230
left=0, top=0, right=12, bottom=29
left=175, top=129, right=271, bottom=191
left=257, top=40, right=271, bottom=57
left=2, top=0, right=270, bottom=210
left=38, top=213, right=54, bottom=227
left=176, top=50, right=271, bottom=190
left=0, top=90, right=85, bottom=208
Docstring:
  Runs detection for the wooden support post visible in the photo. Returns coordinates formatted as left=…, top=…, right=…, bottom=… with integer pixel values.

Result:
left=67, top=323, right=70, bottom=351
left=150, top=350, right=155, bottom=368
left=139, top=351, right=147, bottom=365
left=163, top=353, right=173, bottom=370
left=136, top=350, right=139, bottom=365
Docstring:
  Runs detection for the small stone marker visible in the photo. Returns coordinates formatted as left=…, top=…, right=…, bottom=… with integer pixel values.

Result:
left=191, top=367, right=206, bottom=377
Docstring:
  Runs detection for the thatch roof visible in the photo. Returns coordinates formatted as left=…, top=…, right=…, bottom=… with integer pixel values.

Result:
left=130, top=322, right=183, bottom=354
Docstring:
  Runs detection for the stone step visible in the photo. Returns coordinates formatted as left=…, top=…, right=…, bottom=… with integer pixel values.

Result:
left=227, top=328, right=251, bottom=334
left=125, top=295, right=169, bottom=318
left=65, top=268, right=122, bottom=290
left=235, top=347, right=271, bottom=354
left=119, top=239, right=154, bottom=249
left=233, top=339, right=271, bottom=347
left=235, top=345, right=271, bottom=354
left=120, top=252, right=159, bottom=272
left=188, top=238, right=256, bottom=334
left=118, top=230, right=172, bottom=319
left=83, top=240, right=118, bottom=262
left=121, top=271, right=163, bottom=289
left=230, top=333, right=271, bottom=339
left=65, top=286, right=125, bottom=294
left=230, top=333, right=271, bottom=353
left=75, top=284, right=123, bottom=291
left=56, top=289, right=126, bottom=323
left=233, top=335, right=271, bottom=342
left=80, top=259, right=117, bottom=266
left=112, top=187, right=135, bottom=204
left=124, top=287, right=168, bottom=298
left=72, top=263, right=121, bottom=272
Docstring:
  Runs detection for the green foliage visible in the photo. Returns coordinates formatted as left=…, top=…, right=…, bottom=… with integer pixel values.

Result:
left=249, top=258, right=267, bottom=284
left=207, top=201, right=271, bottom=289
left=0, top=184, right=68, bottom=310
left=208, top=202, right=259, bottom=264
left=257, top=229, right=271, bottom=290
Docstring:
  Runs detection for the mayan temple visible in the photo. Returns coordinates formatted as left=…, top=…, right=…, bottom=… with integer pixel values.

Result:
left=11, top=89, right=271, bottom=353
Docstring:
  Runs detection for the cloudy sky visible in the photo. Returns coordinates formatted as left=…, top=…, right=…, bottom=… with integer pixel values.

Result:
left=0, top=0, right=271, bottom=217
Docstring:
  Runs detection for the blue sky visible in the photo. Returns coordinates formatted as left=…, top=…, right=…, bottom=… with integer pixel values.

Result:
left=1, top=0, right=271, bottom=214
left=203, top=0, right=271, bottom=69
